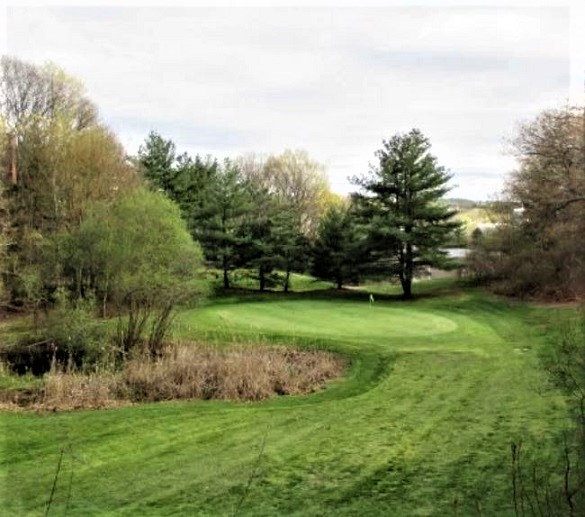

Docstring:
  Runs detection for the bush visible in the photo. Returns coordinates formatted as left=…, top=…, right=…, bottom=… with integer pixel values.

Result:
left=2, top=288, right=107, bottom=375
left=59, top=188, right=208, bottom=356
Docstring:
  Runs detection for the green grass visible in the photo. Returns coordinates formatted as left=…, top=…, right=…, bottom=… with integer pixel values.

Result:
left=0, top=285, right=572, bottom=515
left=207, top=269, right=335, bottom=292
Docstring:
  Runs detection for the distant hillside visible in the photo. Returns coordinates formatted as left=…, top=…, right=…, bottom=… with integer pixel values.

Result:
left=440, top=199, right=495, bottom=237
left=442, top=198, right=490, bottom=210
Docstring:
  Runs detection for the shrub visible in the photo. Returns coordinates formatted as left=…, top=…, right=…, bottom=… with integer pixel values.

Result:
left=60, top=188, right=207, bottom=357
left=2, top=288, right=107, bottom=374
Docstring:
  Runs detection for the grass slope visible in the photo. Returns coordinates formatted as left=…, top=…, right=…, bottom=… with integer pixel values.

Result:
left=0, top=287, right=570, bottom=515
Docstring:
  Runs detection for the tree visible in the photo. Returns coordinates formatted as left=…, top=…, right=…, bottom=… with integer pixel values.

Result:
left=311, top=203, right=360, bottom=289
left=198, top=160, right=254, bottom=289
left=509, top=106, right=585, bottom=216
left=233, top=189, right=303, bottom=292
left=270, top=205, right=309, bottom=292
left=137, top=131, right=177, bottom=196
left=137, top=135, right=256, bottom=289
left=470, top=106, right=585, bottom=298
left=59, top=188, right=206, bottom=354
left=254, top=149, right=331, bottom=237
left=352, top=129, right=460, bottom=299
left=1, top=56, right=97, bottom=135
left=1, top=57, right=138, bottom=307
left=1, top=58, right=131, bottom=232
left=0, top=136, right=9, bottom=305
left=508, top=106, right=585, bottom=297
left=65, top=188, right=203, bottom=306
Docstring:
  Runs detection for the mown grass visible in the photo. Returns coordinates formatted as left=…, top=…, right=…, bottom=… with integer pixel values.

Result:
left=0, top=283, right=573, bottom=515
left=207, top=269, right=335, bottom=292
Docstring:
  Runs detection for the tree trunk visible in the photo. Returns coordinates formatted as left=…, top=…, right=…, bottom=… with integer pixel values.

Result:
left=400, top=277, right=412, bottom=300
left=222, top=255, right=230, bottom=289
left=259, top=266, right=266, bottom=291
left=283, top=268, right=291, bottom=293
left=336, top=276, right=343, bottom=289
left=8, top=133, right=17, bottom=184
left=402, top=239, right=414, bottom=300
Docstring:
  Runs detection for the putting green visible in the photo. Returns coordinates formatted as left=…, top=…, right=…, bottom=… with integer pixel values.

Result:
left=189, top=300, right=458, bottom=341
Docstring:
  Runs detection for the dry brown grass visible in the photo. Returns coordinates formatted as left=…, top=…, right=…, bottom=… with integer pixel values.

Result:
left=42, top=371, right=125, bottom=411
left=1, top=343, right=345, bottom=411
left=123, top=344, right=344, bottom=402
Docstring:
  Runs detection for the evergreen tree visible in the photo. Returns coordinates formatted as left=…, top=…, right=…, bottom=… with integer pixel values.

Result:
left=199, top=160, right=253, bottom=289
left=137, top=131, right=177, bottom=196
left=236, top=192, right=305, bottom=292
left=270, top=206, right=309, bottom=292
left=352, top=129, right=460, bottom=299
left=311, top=204, right=359, bottom=289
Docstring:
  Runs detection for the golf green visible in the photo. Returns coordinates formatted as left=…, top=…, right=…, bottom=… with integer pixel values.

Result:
left=194, top=300, right=458, bottom=340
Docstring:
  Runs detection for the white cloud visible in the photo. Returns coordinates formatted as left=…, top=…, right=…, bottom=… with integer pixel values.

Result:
left=5, top=5, right=577, bottom=200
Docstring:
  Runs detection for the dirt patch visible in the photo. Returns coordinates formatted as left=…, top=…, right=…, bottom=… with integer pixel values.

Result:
left=0, top=343, right=346, bottom=412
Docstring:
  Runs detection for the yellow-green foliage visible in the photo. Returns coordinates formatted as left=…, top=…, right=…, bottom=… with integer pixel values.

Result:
left=454, top=207, right=493, bottom=236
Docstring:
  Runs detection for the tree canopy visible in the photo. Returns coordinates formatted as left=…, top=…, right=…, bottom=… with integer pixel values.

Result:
left=311, top=203, right=359, bottom=289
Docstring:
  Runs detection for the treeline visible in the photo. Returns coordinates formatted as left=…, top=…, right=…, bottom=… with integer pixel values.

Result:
left=469, top=105, right=585, bottom=300
left=137, top=135, right=333, bottom=292
left=0, top=55, right=463, bottom=329
left=0, top=57, right=208, bottom=362
left=137, top=127, right=462, bottom=298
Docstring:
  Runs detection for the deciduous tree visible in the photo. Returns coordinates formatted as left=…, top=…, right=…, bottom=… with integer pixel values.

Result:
left=470, top=106, right=585, bottom=298
left=1, top=57, right=138, bottom=305
left=60, top=188, right=206, bottom=353
left=257, top=149, right=330, bottom=237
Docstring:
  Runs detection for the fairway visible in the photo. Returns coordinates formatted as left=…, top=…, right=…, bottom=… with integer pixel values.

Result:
left=1, top=291, right=568, bottom=515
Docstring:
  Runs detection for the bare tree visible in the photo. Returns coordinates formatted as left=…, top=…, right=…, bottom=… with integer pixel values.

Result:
left=0, top=56, right=97, bottom=132
left=471, top=106, right=585, bottom=299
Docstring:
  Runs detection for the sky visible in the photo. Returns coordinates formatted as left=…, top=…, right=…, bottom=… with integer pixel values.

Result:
left=1, top=1, right=584, bottom=200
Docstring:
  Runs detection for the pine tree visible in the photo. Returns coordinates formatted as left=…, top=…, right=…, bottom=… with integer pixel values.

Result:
left=311, top=204, right=359, bottom=289
left=352, top=129, right=460, bottom=299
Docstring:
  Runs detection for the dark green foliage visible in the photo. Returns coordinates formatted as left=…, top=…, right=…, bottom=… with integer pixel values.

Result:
left=138, top=132, right=255, bottom=288
left=311, top=204, right=360, bottom=289
left=195, top=160, right=255, bottom=289
left=237, top=194, right=308, bottom=292
left=352, top=129, right=461, bottom=298
left=137, top=131, right=177, bottom=195
left=138, top=135, right=334, bottom=291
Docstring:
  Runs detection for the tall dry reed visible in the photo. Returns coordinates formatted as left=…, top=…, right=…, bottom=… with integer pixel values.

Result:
left=11, top=343, right=345, bottom=411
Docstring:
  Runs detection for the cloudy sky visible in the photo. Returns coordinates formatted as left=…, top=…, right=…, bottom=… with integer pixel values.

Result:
left=1, top=1, right=584, bottom=200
